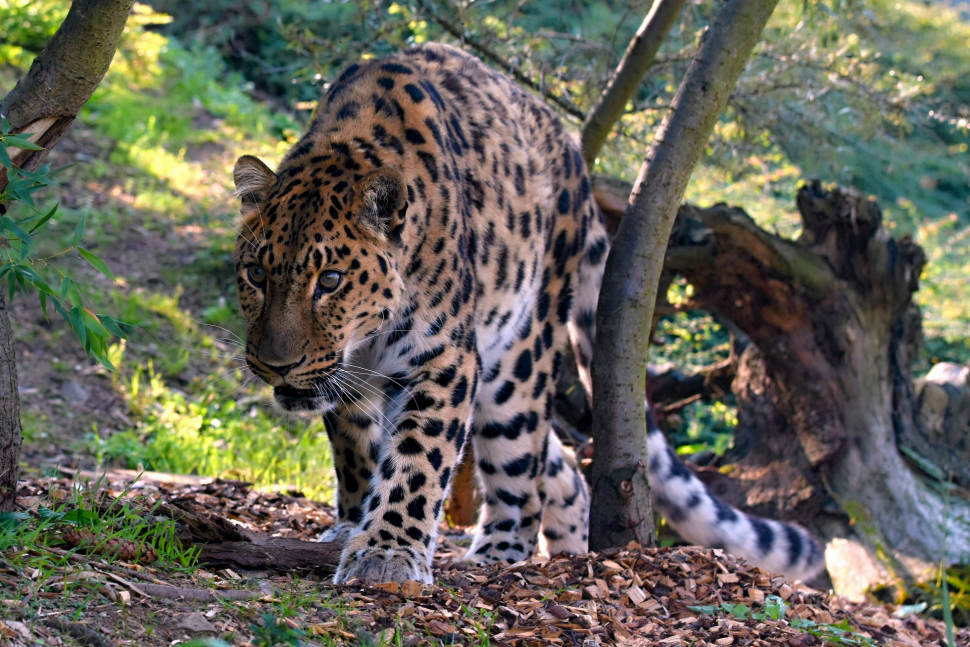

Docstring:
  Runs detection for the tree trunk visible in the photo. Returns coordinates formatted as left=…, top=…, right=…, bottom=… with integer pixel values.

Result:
left=580, top=0, right=687, bottom=167
left=595, top=175, right=970, bottom=574
left=0, top=292, right=20, bottom=511
left=588, top=0, right=779, bottom=551
left=0, top=0, right=133, bottom=511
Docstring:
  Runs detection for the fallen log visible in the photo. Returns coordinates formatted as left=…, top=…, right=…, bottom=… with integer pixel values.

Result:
left=197, top=537, right=342, bottom=574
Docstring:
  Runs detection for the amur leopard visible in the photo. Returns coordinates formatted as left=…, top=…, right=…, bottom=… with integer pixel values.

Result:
left=232, top=43, right=824, bottom=584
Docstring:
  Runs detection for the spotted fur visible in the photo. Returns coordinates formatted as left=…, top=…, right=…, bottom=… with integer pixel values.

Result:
left=233, top=44, right=601, bottom=584
left=232, top=43, right=823, bottom=585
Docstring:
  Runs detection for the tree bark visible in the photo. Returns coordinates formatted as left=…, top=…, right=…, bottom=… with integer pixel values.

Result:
left=0, top=0, right=132, bottom=511
left=197, top=537, right=342, bottom=574
left=588, top=0, right=779, bottom=551
left=0, top=0, right=134, bottom=189
left=0, top=292, right=19, bottom=511
left=580, top=0, right=687, bottom=167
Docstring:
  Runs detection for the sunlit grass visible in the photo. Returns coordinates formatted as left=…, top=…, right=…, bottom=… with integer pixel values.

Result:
left=88, top=346, right=335, bottom=501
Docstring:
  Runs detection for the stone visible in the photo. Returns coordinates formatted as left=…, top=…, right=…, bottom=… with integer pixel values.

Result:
left=824, top=537, right=890, bottom=603
left=60, top=380, right=89, bottom=406
left=177, top=612, right=217, bottom=633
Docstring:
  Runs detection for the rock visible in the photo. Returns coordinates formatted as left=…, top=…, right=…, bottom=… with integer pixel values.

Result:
left=909, top=361, right=970, bottom=486
left=177, top=612, right=217, bottom=633
left=824, top=537, right=890, bottom=603
left=60, top=380, right=89, bottom=406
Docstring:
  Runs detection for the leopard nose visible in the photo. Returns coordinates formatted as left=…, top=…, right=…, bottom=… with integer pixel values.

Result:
left=262, top=355, right=306, bottom=377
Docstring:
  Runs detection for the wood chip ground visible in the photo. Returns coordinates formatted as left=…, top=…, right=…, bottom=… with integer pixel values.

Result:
left=5, top=475, right=966, bottom=647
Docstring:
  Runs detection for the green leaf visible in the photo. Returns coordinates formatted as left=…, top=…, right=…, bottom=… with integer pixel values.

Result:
left=52, top=295, right=70, bottom=322
left=73, top=212, right=86, bottom=246
left=2, top=135, right=43, bottom=151
left=27, top=203, right=58, bottom=234
left=0, top=143, right=12, bottom=171
left=1, top=116, right=10, bottom=135
left=78, top=248, right=116, bottom=282
left=687, top=605, right=718, bottom=615
left=722, top=603, right=750, bottom=619
left=0, top=216, right=33, bottom=253
left=10, top=186, right=36, bottom=208
left=39, top=291, right=48, bottom=320
left=18, top=266, right=52, bottom=294
left=0, top=511, right=29, bottom=529
left=82, top=308, right=111, bottom=338
left=69, top=306, right=88, bottom=349
left=59, top=509, right=100, bottom=526
left=36, top=505, right=61, bottom=520
left=761, top=595, right=787, bottom=621
left=98, top=314, right=128, bottom=339
left=68, top=283, right=84, bottom=310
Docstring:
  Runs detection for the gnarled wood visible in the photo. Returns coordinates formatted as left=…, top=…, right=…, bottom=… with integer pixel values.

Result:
left=592, top=175, right=970, bottom=574
left=198, top=537, right=342, bottom=574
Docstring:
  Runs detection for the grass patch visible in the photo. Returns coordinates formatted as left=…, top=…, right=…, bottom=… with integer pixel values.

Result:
left=0, top=475, right=201, bottom=610
left=86, top=347, right=335, bottom=500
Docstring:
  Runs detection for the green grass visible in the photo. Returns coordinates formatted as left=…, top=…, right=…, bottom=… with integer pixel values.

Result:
left=85, top=351, right=335, bottom=500
left=0, top=475, right=201, bottom=611
left=0, top=0, right=336, bottom=502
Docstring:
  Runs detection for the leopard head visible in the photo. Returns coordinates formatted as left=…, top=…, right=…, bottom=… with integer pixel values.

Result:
left=232, top=153, right=408, bottom=412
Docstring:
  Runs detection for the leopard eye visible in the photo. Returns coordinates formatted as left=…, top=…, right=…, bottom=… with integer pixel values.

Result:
left=247, top=264, right=267, bottom=287
left=315, top=270, right=343, bottom=298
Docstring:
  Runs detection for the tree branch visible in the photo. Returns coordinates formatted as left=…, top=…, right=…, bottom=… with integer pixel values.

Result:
left=588, top=0, right=780, bottom=551
left=414, top=0, right=586, bottom=121
left=580, top=0, right=686, bottom=166
left=0, top=0, right=134, bottom=191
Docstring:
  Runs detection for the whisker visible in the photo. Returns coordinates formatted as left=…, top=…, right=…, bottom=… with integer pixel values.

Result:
left=187, top=349, right=247, bottom=361
left=190, top=319, right=245, bottom=344
left=200, top=366, right=254, bottom=391
left=341, top=361, right=421, bottom=413
left=331, top=374, right=397, bottom=439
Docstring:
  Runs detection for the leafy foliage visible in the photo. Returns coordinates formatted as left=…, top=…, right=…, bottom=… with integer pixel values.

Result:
left=689, top=595, right=876, bottom=646
left=0, top=121, right=127, bottom=367
left=250, top=613, right=306, bottom=647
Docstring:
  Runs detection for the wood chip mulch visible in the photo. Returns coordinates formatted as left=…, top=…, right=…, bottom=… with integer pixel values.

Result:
left=12, top=474, right=970, bottom=647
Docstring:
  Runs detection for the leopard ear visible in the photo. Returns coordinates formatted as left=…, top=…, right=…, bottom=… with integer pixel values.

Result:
left=351, top=168, right=407, bottom=242
left=233, top=155, right=276, bottom=225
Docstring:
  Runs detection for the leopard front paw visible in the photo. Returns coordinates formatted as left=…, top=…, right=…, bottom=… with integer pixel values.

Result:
left=334, top=536, right=433, bottom=584
left=464, top=531, right=534, bottom=565
left=317, top=521, right=359, bottom=543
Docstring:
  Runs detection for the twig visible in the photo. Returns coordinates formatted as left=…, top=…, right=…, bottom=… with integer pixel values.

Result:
left=414, top=0, right=586, bottom=121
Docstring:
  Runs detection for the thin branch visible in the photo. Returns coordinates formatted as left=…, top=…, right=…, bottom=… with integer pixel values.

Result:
left=580, top=0, right=687, bottom=166
left=415, top=0, right=586, bottom=121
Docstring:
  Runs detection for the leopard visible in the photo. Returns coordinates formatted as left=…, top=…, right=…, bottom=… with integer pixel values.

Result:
left=231, top=42, right=825, bottom=584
